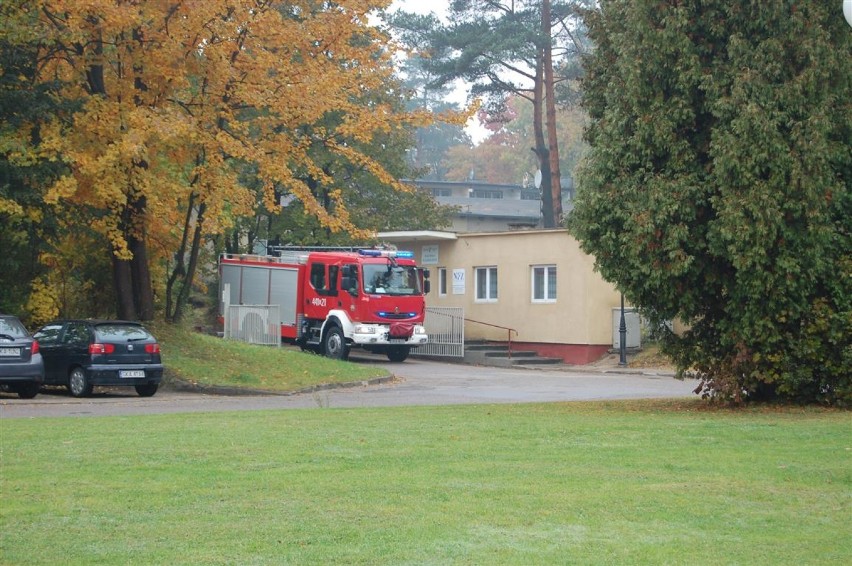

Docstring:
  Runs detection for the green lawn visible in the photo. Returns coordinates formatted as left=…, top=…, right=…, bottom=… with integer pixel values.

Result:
left=2, top=400, right=849, bottom=565
left=150, top=322, right=386, bottom=391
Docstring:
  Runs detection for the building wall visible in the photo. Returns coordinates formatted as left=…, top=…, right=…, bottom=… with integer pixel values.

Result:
left=390, top=229, right=623, bottom=364
left=448, top=216, right=531, bottom=233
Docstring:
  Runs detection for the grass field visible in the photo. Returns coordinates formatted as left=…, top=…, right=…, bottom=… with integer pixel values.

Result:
left=2, top=400, right=849, bottom=565
left=150, top=322, right=386, bottom=391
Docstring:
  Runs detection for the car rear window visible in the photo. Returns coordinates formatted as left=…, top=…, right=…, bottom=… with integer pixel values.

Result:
left=94, top=324, right=152, bottom=341
left=0, top=317, right=28, bottom=338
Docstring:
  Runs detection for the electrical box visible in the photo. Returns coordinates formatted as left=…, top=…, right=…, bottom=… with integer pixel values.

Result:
left=612, top=307, right=641, bottom=349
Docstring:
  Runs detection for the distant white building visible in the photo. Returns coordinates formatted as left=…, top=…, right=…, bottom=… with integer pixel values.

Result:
left=408, top=179, right=575, bottom=233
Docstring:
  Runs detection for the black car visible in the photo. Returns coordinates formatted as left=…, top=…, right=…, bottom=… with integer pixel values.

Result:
left=34, top=320, right=163, bottom=397
left=0, top=314, right=44, bottom=399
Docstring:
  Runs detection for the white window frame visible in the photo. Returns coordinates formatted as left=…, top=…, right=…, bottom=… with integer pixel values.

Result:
left=531, top=265, right=557, bottom=303
left=471, top=189, right=503, bottom=199
left=437, top=267, right=448, bottom=297
left=475, top=266, right=498, bottom=302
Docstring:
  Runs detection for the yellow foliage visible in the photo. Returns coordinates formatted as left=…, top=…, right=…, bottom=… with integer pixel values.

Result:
left=0, top=197, right=24, bottom=217
left=44, top=175, right=78, bottom=205
left=25, top=278, right=60, bottom=328
left=17, top=0, right=463, bottom=316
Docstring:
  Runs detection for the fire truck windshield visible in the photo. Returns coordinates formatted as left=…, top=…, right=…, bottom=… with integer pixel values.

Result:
left=363, top=264, right=422, bottom=295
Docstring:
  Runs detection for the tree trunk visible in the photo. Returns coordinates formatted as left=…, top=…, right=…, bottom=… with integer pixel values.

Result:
left=543, top=0, right=563, bottom=225
left=533, top=48, right=554, bottom=228
left=129, top=194, right=154, bottom=321
left=172, top=201, right=206, bottom=323
left=166, top=192, right=196, bottom=321
left=100, top=28, right=154, bottom=321
left=113, top=253, right=137, bottom=320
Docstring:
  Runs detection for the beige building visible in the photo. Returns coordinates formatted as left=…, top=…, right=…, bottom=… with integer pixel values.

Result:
left=378, top=228, right=623, bottom=364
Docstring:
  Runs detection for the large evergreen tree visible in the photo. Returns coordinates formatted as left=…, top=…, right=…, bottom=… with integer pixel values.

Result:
left=571, top=1, right=851, bottom=405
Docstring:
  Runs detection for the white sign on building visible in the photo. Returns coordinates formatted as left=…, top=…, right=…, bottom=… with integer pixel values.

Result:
left=452, top=268, right=465, bottom=295
left=421, top=245, right=439, bottom=265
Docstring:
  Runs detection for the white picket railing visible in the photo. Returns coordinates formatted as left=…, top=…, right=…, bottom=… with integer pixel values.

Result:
left=413, top=307, right=464, bottom=358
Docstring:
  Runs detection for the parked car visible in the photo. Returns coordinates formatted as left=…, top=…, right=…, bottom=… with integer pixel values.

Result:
left=0, top=314, right=44, bottom=399
left=34, top=320, right=163, bottom=397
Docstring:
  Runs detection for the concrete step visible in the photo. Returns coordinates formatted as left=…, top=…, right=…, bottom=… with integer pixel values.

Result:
left=462, top=342, right=565, bottom=367
left=465, top=343, right=509, bottom=351
left=510, top=357, right=564, bottom=365
left=482, top=350, right=540, bottom=358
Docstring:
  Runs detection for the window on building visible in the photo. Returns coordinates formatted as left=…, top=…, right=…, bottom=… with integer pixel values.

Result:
left=438, top=267, right=448, bottom=296
left=475, top=266, right=498, bottom=302
left=470, top=189, right=503, bottom=199
left=532, top=265, right=557, bottom=302
left=432, top=188, right=452, bottom=197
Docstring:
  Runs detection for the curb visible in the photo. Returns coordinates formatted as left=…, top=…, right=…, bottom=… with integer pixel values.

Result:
left=508, top=364, right=677, bottom=378
left=590, top=368, right=677, bottom=378
left=165, top=373, right=397, bottom=397
left=413, top=355, right=677, bottom=378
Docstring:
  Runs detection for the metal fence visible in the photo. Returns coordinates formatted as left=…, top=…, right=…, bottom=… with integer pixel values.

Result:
left=224, top=304, right=281, bottom=347
left=413, top=307, right=464, bottom=358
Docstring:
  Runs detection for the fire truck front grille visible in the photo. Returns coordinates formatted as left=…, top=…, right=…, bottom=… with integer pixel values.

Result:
left=376, top=311, right=417, bottom=320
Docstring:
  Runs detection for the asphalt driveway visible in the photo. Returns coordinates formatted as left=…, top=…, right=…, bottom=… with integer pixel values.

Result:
left=0, top=353, right=697, bottom=418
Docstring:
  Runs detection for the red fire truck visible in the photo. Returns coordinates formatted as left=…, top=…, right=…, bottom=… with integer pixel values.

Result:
left=219, top=248, right=430, bottom=362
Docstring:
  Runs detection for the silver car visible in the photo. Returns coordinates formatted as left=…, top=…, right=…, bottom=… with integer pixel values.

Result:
left=0, top=314, right=44, bottom=399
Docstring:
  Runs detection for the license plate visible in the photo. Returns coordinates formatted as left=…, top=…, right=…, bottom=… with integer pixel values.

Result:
left=119, top=370, right=145, bottom=378
left=388, top=339, right=406, bottom=343
left=0, top=347, right=20, bottom=357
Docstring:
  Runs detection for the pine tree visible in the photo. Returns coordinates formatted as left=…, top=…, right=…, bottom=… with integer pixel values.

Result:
left=571, top=0, right=852, bottom=405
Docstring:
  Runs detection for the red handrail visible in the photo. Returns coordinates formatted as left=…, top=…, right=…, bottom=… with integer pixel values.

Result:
left=464, top=318, right=519, bottom=359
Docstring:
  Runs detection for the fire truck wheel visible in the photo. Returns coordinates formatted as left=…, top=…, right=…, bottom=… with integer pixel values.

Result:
left=323, top=326, right=350, bottom=360
left=386, top=346, right=410, bottom=363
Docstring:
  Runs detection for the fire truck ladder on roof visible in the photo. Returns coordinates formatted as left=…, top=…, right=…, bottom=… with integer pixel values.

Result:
left=265, top=244, right=400, bottom=256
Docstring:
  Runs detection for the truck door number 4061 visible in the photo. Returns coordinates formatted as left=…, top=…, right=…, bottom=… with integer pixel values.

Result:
left=311, top=297, right=327, bottom=307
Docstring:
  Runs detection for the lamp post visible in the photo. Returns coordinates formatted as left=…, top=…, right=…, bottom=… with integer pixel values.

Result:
left=618, top=294, right=627, bottom=367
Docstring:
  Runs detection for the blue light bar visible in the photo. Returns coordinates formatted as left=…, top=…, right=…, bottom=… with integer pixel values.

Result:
left=357, top=249, right=415, bottom=259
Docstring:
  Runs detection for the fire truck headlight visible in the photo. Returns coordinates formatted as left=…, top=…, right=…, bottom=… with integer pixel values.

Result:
left=414, top=325, right=427, bottom=335
left=355, top=324, right=377, bottom=334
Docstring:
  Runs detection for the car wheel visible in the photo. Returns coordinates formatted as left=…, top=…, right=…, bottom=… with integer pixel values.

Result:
left=68, top=367, right=93, bottom=398
left=323, top=326, right=349, bottom=360
left=386, top=346, right=410, bottom=363
left=17, top=382, right=40, bottom=399
left=134, top=383, right=158, bottom=397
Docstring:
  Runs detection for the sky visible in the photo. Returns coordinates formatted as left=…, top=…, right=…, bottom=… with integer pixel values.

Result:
left=387, top=0, right=489, bottom=143
left=390, top=0, right=448, bottom=19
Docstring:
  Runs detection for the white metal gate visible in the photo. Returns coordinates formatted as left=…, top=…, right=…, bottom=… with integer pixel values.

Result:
left=224, top=304, right=281, bottom=347
left=413, top=307, right=464, bottom=358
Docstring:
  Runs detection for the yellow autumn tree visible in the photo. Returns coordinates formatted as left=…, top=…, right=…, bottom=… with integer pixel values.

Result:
left=26, top=0, right=466, bottom=321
